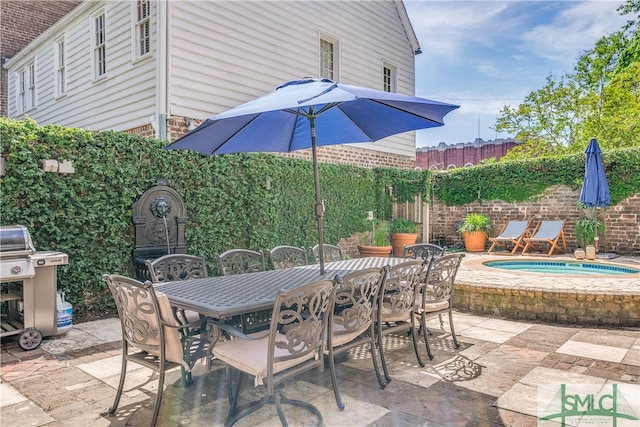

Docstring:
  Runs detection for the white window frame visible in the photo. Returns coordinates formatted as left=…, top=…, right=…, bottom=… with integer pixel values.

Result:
left=17, top=70, right=27, bottom=113
left=383, top=63, right=397, bottom=93
left=16, top=61, right=36, bottom=113
left=133, top=0, right=151, bottom=59
left=92, top=11, right=107, bottom=80
left=319, top=34, right=338, bottom=81
left=28, top=62, right=36, bottom=108
left=55, top=37, right=67, bottom=97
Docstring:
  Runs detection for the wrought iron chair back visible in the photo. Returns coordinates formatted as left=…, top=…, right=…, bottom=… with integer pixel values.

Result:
left=402, top=243, right=447, bottom=261
left=102, top=274, right=209, bottom=427
left=269, top=245, right=308, bottom=270
left=216, top=249, right=266, bottom=276
left=145, top=254, right=207, bottom=332
left=415, top=253, right=465, bottom=359
left=209, top=279, right=336, bottom=426
left=145, top=254, right=208, bottom=282
left=373, top=259, right=426, bottom=387
left=311, top=243, right=344, bottom=263
left=326, top=267, right=386, bottom=409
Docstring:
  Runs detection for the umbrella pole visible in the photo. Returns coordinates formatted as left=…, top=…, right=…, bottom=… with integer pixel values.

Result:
left=593, top=207, right=599, bottom=253
left=310, top=116, right=326, bottom=275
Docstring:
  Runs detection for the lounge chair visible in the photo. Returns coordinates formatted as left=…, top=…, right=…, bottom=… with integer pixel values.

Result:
left=521, top=220, right=567, bottom=256
left=487, top=220, right=531, bottom=255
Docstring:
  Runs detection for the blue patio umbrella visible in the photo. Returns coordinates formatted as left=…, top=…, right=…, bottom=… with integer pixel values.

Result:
left=579, top=138, right=610, bottom=248
left=165, top=78, right=459, bottom=274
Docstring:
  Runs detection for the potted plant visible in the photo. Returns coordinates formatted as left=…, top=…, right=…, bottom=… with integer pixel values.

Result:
left=457, top=213, right=491, bottom=252
left=390, top=217, right=418, bottom=257
left=575, top=216, right=605, bottom=249
left=358, top=219, right=392, bottom=257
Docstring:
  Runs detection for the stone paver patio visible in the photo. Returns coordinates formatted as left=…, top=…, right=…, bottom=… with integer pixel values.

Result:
left=2, top=253, right=639, bottom=426
left=2, top=311, right=639, bottom=426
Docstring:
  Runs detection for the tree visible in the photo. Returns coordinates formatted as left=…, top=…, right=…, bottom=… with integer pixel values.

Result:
left=496, top=0, right=640, bottom=160
left=495, top=75, right=585, bottom=159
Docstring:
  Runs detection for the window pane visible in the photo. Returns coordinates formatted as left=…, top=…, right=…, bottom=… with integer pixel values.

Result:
left=138, top=0, right=149, bottom=20
left=383, top=67, right=391, bottom=92
left=320, top=39, right=334, bottom=80
left=56, top=41, right=66, bottom=95
left=139, top=21, right=150, bottom=55
left=95, top=15, right=105, bottom=45
left=94, top=13, right=106, bottom=77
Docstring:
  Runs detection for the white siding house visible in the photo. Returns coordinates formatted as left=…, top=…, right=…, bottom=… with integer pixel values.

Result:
left=4, top=0, right=423, bottom=163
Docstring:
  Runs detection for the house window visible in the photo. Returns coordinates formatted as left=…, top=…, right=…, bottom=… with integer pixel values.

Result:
left=18, top=70, right=26, bottom=113
left=55, top=39, right=66, bottom=96
left=135, top=0, right=150, bottom=57
left=383, top=64, right=396, bottom=92
left=93, top=12, right=107, bottom=78
left=320, top=37, right=336, bottom=80
left=16, top=62, right=36, bottom=113
left=28, top=63, right=36, bottom=108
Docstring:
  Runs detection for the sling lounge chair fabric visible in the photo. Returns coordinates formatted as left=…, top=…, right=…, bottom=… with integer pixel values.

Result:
left=521, top=220, right=567, bottom=256
left=487, top=220, right=531, bottom=255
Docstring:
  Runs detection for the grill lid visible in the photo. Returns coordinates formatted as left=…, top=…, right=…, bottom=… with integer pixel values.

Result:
left=0, top=225, right=35, bottom=256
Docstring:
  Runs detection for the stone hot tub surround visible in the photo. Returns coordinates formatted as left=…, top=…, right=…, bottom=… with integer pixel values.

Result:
left=452, top=254, right=640, bottom=327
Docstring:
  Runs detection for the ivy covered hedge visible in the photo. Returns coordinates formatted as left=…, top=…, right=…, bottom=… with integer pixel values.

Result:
left=433, top=147, right=640, bottom=205
left=0, top=118, right=422, bottom=316
left=2, top=118, right=638, bottom=316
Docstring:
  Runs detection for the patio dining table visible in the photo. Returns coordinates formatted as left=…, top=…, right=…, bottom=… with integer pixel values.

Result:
left=154, top=257, right=406, bottom=330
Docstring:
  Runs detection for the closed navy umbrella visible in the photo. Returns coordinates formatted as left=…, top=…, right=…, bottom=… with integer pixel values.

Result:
left=165, top=78, right=459, bottom=274
left=579, top=138, right=610, bottom=208
left=579, top=138, right=610, bottom=249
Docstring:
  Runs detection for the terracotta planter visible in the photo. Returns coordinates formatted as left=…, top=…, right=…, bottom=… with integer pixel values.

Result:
left=391, top=233, right=418, bottom=257
left=461, top=231, right=487, bottom=252
left=357, top=244, right=392, bottom=258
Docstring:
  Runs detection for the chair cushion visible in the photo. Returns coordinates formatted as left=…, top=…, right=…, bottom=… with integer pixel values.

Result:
left=212, top=331, right=317, bottom=387
left=326, top=318, right=368, bottom=348
left=414, top=294, right=450, bottom=313
left=155, top=292, right=190, bottom=369
left=184, top=309, right=201, bottom=324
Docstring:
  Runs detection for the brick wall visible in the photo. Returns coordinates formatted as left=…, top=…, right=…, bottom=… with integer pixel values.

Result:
left=128, top=116, right=416, bottom=169
left=429, top=185, right=640, bottom=254
left=0, top=1, right=82, bottom=116
left=416, top=138, right=520, bottom=170
left=452, top=283, right=640, bottom=326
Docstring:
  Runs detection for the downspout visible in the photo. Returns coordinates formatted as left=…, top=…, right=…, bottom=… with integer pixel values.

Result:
left=156, top=0, right=169, bottom=141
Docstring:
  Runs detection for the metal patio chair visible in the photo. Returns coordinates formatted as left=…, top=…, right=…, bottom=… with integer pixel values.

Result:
left=402, top=243, right=447, bottom=260
left=102, top=274, right=209, bottom=427
left=268, top=245, right=308, bottom=270
left=208, top=279, right=336, bottom=426
left=146, top=254, right=208, bottom=328
left=373, top=259, right=425, bottom=388
left=402, top=243, right=448, bottom=328
left=311, top=244, right=344, bottom=263
left=216, top=249, right=266, bottom=276
left=414, top=253, right=465, bottom=359
left=325, top=267, right=386, bottom=410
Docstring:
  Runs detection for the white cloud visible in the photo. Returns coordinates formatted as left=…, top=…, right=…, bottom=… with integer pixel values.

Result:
left=406, top=0, right=629, bottom=145
left=406, top=1, right=513, bottom=63
left=520, top=1, right=628, bottom=65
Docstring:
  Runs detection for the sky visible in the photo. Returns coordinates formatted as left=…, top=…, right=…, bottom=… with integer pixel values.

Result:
left=403, top=0, right=630, bottom=147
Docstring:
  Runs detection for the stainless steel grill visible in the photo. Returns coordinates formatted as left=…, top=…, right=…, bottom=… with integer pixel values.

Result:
left=1, top=225, right=69, bottom=350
